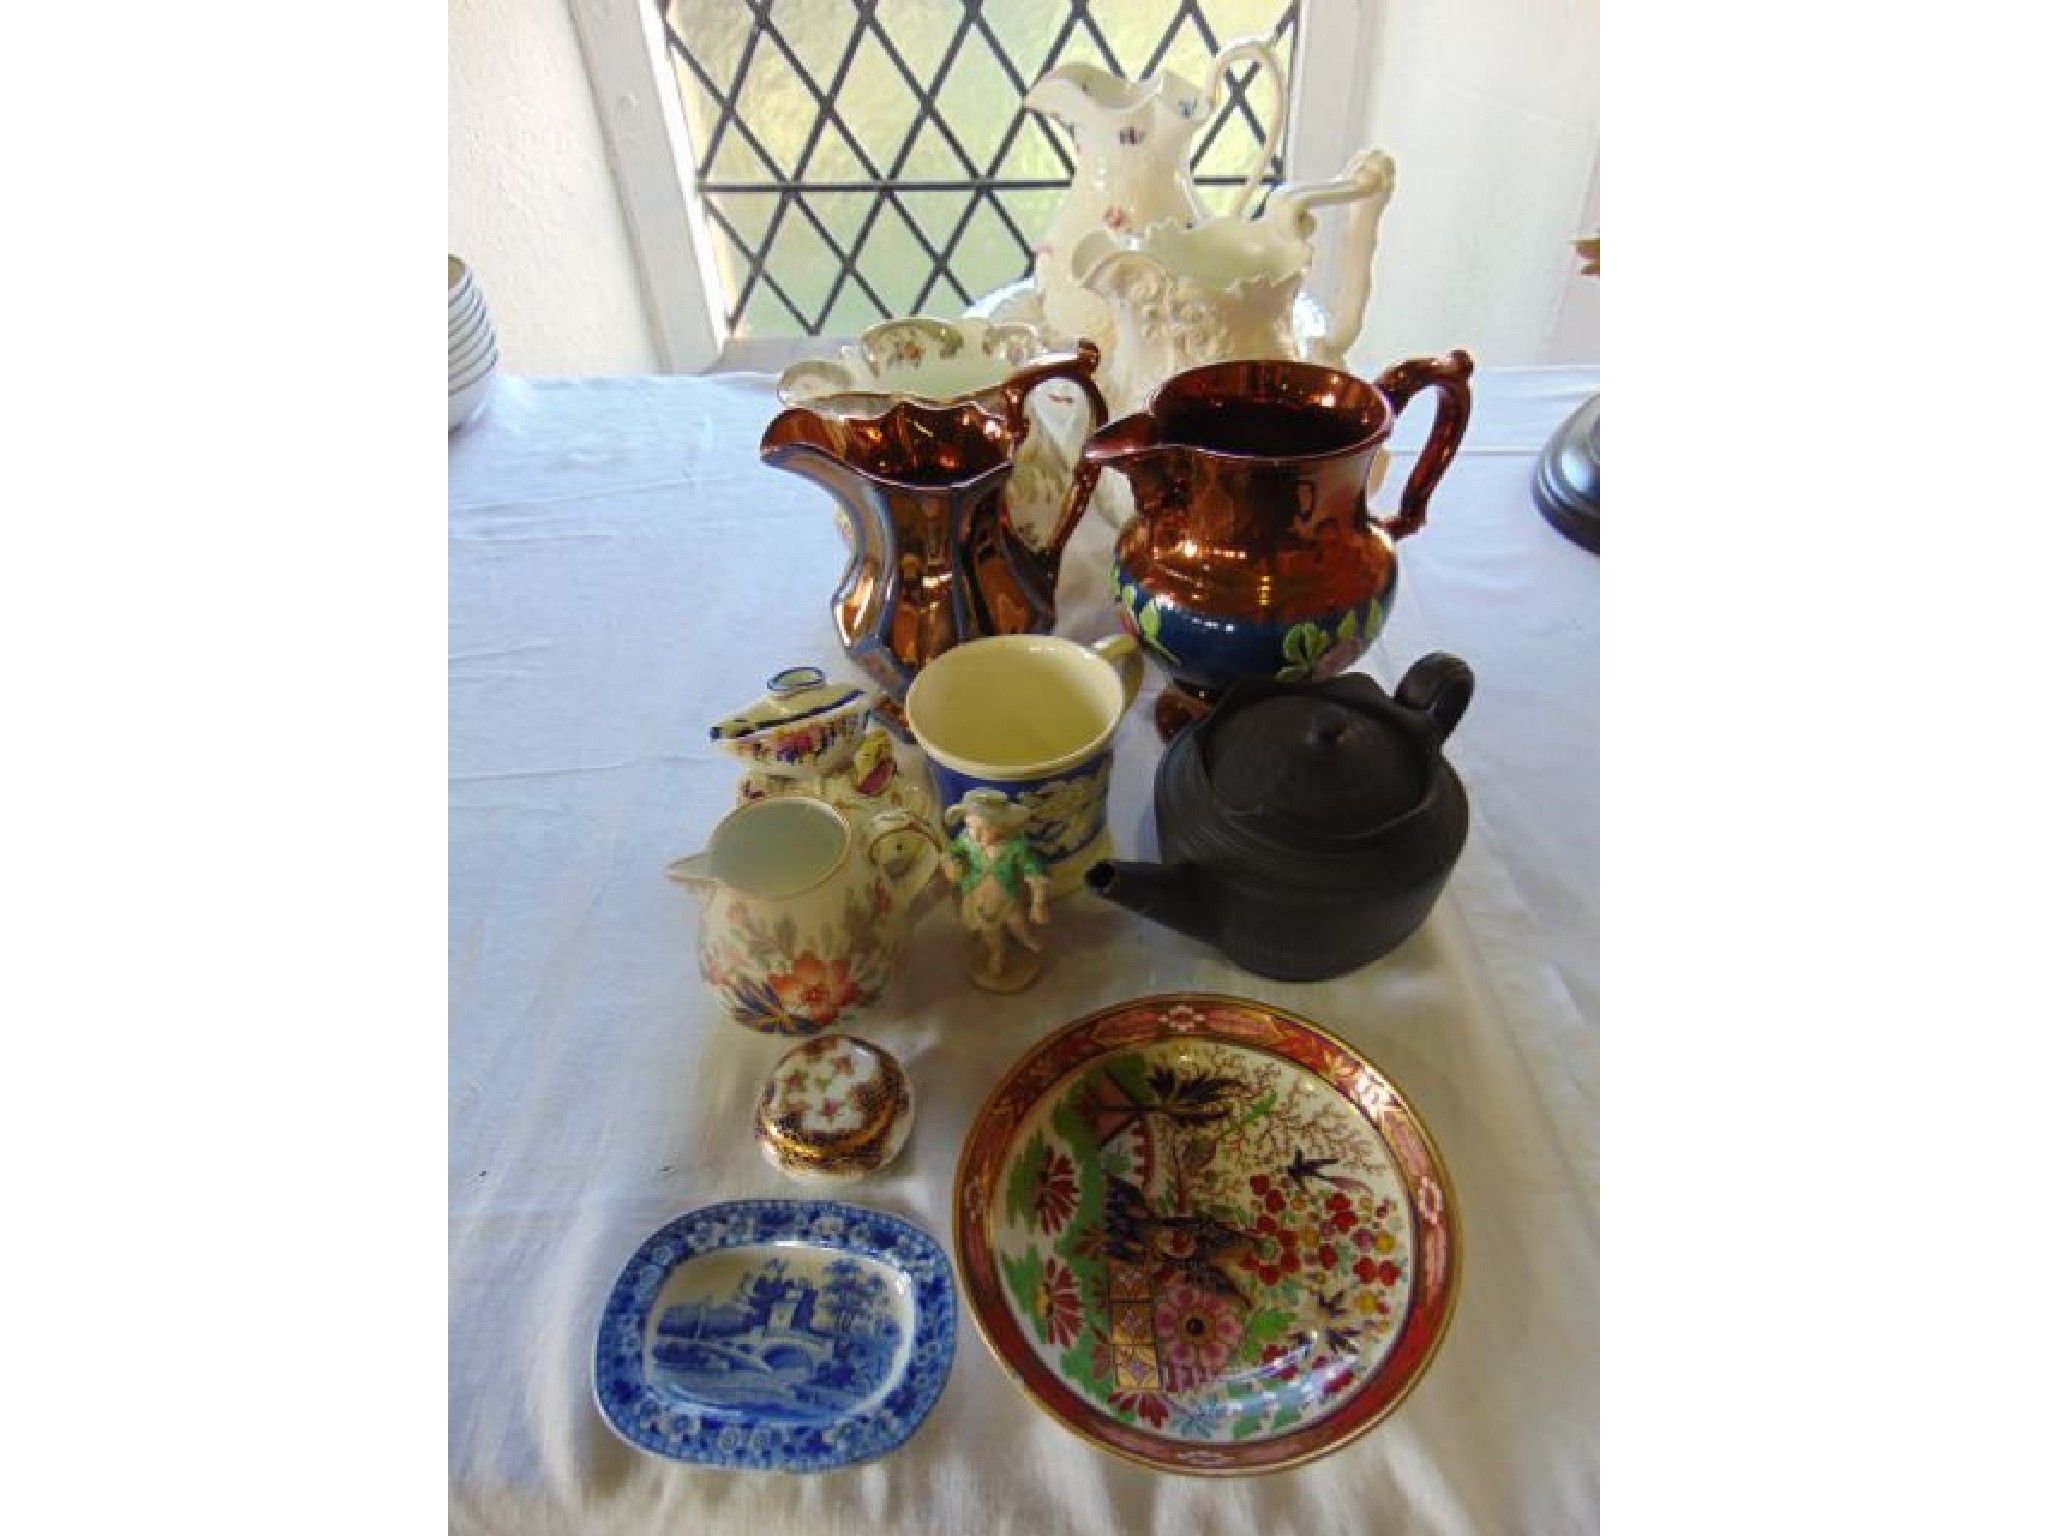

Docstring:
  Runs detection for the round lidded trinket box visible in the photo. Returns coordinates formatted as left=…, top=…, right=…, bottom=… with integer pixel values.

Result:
left=755, top=1035, right=915, bottom=1181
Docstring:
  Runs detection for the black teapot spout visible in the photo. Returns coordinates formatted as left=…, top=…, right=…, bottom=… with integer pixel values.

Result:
left=1085, top=860, right=1218, bottom=946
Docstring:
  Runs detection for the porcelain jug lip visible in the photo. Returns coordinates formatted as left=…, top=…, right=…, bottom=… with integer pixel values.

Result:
left=691, top=794, right=856, bottom=901
left=775, top=314, right=1067, bottom=412
left=1029, top=60, right=1207, bottom=121
left=1074, top=216, right=1309, bottom=296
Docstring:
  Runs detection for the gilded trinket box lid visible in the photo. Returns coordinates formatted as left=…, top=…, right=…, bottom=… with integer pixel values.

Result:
left=755, top=1035, right=914, bottom=1180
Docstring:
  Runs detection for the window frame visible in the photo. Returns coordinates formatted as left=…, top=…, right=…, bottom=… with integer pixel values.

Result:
left=569, top=0, right=1379, bottom=373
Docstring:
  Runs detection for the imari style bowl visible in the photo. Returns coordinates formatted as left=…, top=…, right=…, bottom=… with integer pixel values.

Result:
left=594, top=1200, right=957, bottom=1472
left=953, top=994, right=1459, bottom=1474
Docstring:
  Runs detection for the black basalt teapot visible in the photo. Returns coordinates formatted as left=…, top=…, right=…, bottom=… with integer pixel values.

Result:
left=1086, top=655, right=1473, bottom=981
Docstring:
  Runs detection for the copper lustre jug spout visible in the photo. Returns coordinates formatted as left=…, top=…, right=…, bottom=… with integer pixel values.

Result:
left=1077, top=411, right=1163, bottom=468
left=760, top=345, right=1110, bottom=713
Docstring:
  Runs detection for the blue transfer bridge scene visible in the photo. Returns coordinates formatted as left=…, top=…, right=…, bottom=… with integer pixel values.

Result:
left=649, top=1257, right=903, bottom=1419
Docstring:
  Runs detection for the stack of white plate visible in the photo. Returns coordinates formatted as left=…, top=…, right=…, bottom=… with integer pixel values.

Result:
left=449, top=255, right=498, bottom=431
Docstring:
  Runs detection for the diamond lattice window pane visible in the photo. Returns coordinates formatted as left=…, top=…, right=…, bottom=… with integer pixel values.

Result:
left=836, top=40, right=918, bottom=172
left=660, top=0, right=1300, bottom=339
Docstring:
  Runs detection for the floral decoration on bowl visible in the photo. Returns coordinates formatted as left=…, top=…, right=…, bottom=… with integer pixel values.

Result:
left=954, top=994, right=1459, bottom=1475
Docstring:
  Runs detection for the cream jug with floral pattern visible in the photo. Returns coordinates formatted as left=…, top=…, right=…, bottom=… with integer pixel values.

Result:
left=667, top=796, right=942, bottom=1036
left=1024, top=29, right=1287, bottom=344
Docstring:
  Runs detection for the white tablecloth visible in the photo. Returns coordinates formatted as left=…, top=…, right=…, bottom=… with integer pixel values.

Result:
left=449, top=365, right=1599, bottom=1534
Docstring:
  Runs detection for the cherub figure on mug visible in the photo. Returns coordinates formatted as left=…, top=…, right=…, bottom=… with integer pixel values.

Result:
left=944, top=790, right=1052, bottom=992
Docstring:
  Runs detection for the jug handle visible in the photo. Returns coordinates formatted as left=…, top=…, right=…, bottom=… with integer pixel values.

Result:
left=1267, top=149, right=1396, bottom=360
left=864, top=808, right=943, bottom=907
left=1204, top=31, right=1289, bottom=219
left=1372, top=350, right=1476, bottom=541
left=1001, top=342, right=1112, bottom=560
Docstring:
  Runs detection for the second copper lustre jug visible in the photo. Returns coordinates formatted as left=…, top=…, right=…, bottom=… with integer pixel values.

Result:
left=1082, top=353, right=1473, bottom=735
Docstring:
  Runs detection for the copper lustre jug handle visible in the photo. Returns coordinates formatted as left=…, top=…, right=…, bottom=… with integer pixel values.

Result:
left=1371, top=350, right=1475, bottom=541
left=1000, top=340, right=1112, bottom=559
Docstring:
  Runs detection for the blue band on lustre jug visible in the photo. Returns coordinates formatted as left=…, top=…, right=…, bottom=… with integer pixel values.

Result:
left=1111, top=552, right=1397, bottom=698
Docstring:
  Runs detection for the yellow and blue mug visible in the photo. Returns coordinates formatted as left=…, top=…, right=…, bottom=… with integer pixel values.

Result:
left=904, top=634, right=1142, bottom=897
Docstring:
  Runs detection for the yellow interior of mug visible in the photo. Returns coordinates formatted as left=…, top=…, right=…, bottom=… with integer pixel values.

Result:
left=907, top=637, right=1124, bottom=774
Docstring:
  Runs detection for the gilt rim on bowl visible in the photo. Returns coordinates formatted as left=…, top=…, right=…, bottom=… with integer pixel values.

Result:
left=952, top=993, right=1459, bottom=1475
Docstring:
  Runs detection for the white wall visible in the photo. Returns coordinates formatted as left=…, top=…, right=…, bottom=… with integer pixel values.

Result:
left=449, top=0, right=659, bottom=374
left=449, top=0, right=1598, bottom=376
left=1339, top=0, right=1601, bottom=371
left=1543, top=151, right=1601, bottom=365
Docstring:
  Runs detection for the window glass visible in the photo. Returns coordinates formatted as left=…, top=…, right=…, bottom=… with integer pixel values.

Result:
left=660, top=0, right=1300, bottom=338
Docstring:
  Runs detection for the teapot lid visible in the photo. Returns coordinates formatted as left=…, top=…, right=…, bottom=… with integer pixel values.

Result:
left=1199, top=676, right=1432, bottom=844
left=711, top=666, right=869, bottom=744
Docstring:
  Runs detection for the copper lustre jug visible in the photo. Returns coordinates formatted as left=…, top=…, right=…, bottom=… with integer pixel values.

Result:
left=1082, top=353, right=1473, bottom=736
left=760, top=346, right=1109, bottom=719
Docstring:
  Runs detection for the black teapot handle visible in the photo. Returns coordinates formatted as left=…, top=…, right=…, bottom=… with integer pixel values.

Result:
left=1394, top=653, right=1474, bottom=741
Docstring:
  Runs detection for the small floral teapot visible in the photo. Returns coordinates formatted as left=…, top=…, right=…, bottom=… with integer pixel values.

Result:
left=668, top=796, right=942, bottom=1036
left=710, top=665, right=935, bottom=823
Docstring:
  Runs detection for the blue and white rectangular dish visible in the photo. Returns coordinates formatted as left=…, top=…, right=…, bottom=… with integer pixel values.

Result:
left=593, top=1199, right=956, bottom=1471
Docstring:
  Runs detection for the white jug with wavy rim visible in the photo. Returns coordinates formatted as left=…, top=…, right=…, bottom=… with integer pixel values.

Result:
left=1024, top=29, right=1288, bottom=346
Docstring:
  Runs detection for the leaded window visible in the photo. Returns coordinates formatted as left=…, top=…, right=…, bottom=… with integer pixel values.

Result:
left=659, top=0, right=1301, bottom=338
